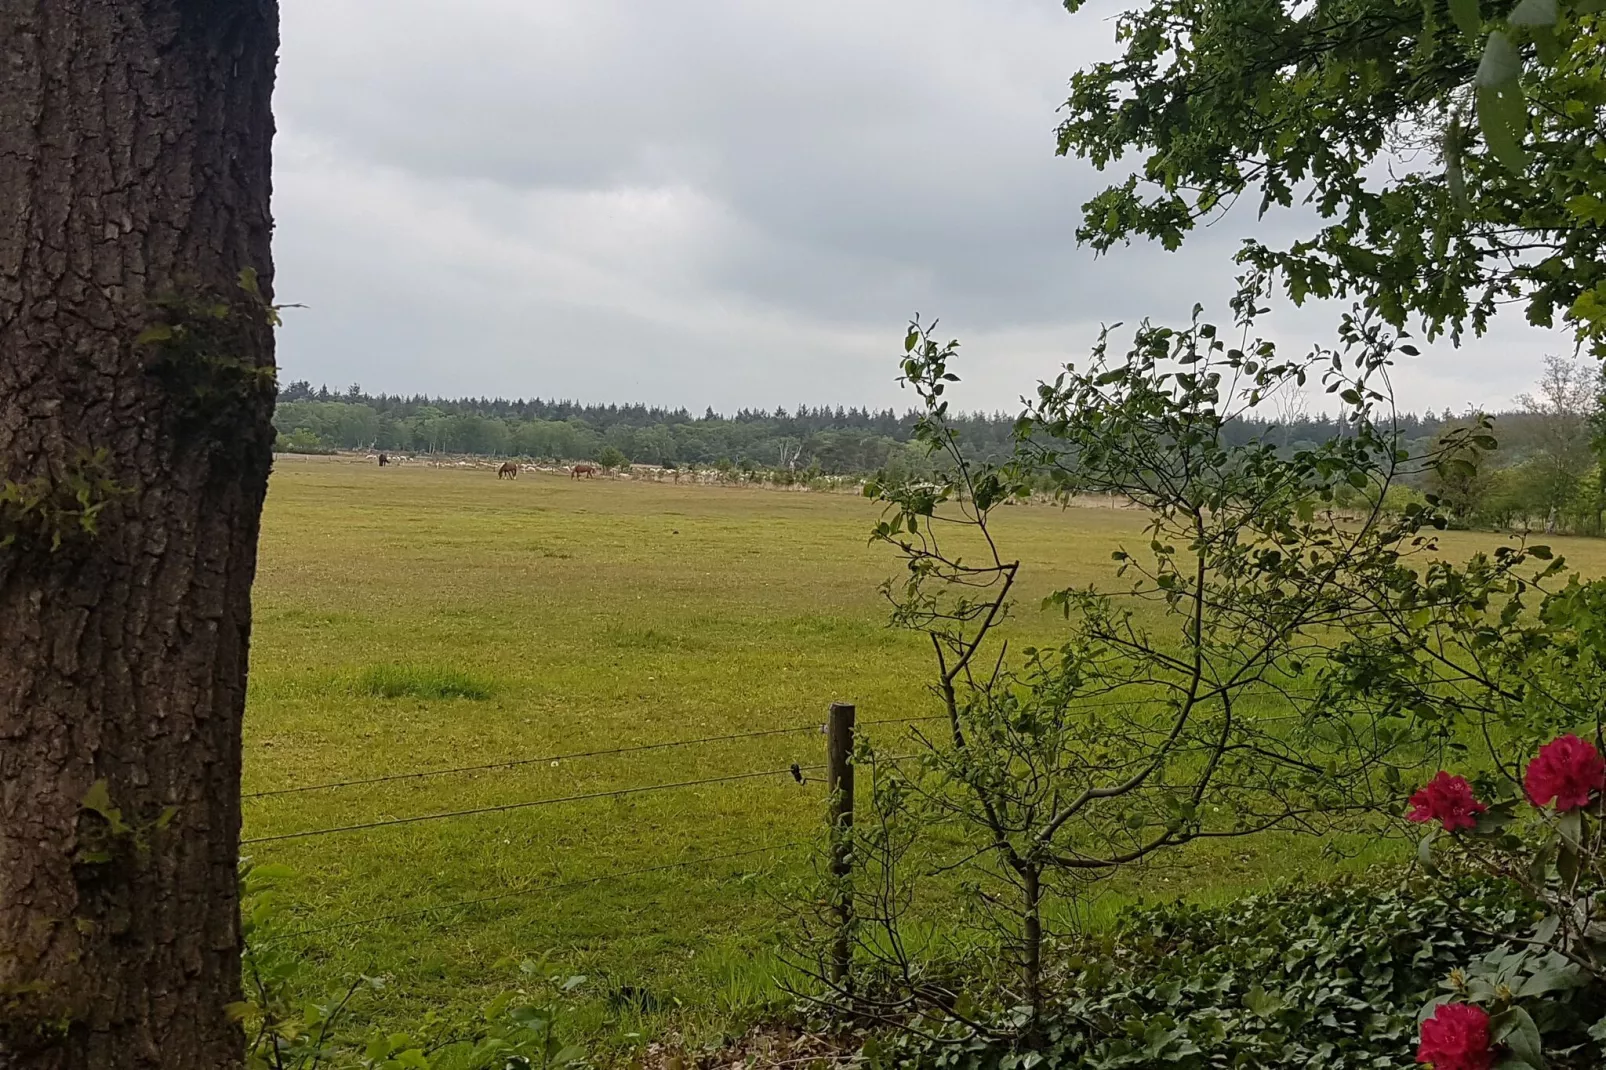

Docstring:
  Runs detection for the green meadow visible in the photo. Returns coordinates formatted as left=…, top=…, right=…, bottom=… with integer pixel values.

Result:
left=246, top=458, right=1606, bottom=1040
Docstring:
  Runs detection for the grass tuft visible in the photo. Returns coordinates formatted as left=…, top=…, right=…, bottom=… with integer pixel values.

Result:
left=353, top=664, right=494, bottom=701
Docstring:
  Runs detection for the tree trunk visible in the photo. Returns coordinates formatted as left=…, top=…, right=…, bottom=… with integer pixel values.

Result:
left=1020, top=862, right=1043, bottom=1034
left=0, top=3, right=277, bottom=1068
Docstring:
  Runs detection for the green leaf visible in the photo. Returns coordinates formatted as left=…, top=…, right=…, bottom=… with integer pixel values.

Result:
left=1418, top=831, right=1438, bottom=871
left=1490, top=1006, right=1545, bottom=1068
left=1530, top=25, right=1560, bottom=63
left=80, top=779, right=129, bottom=835
left=135, top=323, right=174, bottom=346
left=1449, top=0, right=1482, bottom=35
left=1559, top=809, right=1582, bottom=849
left=81, top=779, right=114, bottom=817
left=1566, top=195, right=1606, bottom=226
left=1244, top=984, right=1284, bottom=1018
left=1516, top=959, right=1582, bottom=998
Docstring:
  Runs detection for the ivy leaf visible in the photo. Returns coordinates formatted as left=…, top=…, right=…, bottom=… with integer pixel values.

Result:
left=1244, top=984, right=1284, bottom=1018
left=80, top=778, right=130, bottom=835
left=81, top=778, right=114, bottom=817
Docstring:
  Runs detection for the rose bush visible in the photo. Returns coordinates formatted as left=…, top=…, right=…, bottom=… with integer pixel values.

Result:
left=1409, top=734, right=1606, bottom=1070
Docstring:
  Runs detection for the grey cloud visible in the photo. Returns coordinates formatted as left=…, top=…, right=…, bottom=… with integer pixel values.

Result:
left=272, top=0, right=1558, bottom=414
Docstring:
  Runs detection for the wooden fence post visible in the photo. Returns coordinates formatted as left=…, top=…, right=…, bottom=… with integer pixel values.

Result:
left=827, top=701, right=856, bottom=991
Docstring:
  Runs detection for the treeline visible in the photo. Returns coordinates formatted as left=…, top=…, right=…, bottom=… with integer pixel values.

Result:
left=271, top=380, right=1443, bottom=477
left=1419, top=358, right=1606, bottom=536
left=273, top=381, right=1022, bottom=475
left=273, top=364, right=1606, bottom=536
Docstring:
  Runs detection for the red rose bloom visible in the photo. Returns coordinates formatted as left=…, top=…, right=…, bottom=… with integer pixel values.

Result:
left=1406, top=772, right=1488, bottom=831
left=1525, top=734, right=1606, bottom=812
left=1416, top=1002, right=1494, bottom=1070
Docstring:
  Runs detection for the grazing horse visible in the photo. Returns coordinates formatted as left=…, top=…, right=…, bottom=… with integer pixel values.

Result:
left=377, top=453, right=389, bottom=467
left=498, top=461, right=519, bottom=479
left=571, top=463, right=598, bottom=479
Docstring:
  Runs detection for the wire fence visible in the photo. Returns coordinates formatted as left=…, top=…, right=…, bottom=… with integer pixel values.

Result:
left=244, top=713, right=941, bottom=800
left=243, top=693, right=1324, bottom=944
left=242, top=708, right=947, bottom=943
left=242, top=764, right=829, bottom=845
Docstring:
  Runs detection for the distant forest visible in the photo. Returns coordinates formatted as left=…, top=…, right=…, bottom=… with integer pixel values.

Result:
left=275, top=359, right=1606, bottom=535
left=272, top=379, right=1451, bottom=476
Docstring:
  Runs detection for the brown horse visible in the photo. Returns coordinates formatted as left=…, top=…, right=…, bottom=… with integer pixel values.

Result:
left=571, top=463, right=598, bottom=479
left=377, top=453, right=389, bottom=467
left=498, top=461, right=519, bottom=479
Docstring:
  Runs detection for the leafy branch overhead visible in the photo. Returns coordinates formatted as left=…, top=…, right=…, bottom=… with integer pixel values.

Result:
left=1058, top=0, right=1606, bottom=353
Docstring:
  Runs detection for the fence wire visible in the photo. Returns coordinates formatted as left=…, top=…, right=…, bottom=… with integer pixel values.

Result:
left=245, top=714, right=944, bottom=800
left=243, top=764, right=827, bottom=845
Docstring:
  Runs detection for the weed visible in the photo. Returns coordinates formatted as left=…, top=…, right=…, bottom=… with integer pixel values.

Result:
left=354, top=664, right=494, bottom=701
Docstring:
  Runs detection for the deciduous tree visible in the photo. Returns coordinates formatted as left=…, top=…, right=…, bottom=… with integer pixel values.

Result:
left=0, top=2, right=278, bottom=1067
left=1058, top=0, right=1606, bottom=352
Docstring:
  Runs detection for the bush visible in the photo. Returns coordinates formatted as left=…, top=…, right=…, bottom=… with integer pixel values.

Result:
left=1402, top=738, right=1606, bottom=1069
left=874, top=878, right=1533, bottom=1070
left=276, top=427, right=335, bottom=455
left=597, top=445, right=628, bottom=471
left=1379, top=482, right=1428, bottom=515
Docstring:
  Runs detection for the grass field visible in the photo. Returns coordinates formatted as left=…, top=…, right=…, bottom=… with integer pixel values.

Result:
left=246, top=458, right=1606, bottom=1043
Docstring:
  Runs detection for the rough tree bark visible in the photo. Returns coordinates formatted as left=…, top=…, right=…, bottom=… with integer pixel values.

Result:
left=0, top=2, right=277, bottom=1068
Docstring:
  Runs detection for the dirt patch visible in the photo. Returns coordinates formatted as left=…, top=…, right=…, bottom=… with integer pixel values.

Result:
left=636, top=1024, right=860, bottom=1070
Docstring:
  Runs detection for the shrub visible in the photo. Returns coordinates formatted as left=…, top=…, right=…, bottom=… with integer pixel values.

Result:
left=869, top=878, right=1531, bottom=1070
left=1403, top=736, right=1606, bottom=1069
left=276, top=427, right=334, bottom=455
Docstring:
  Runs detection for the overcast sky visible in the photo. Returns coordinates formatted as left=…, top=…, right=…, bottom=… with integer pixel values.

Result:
left=272, top=0, right=1567, bottom=416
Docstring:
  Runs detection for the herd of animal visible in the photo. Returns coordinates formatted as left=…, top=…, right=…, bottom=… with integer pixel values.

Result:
left=496, top=460, right=601, bottom=480
left=380, top=454, right=605, bottom=480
